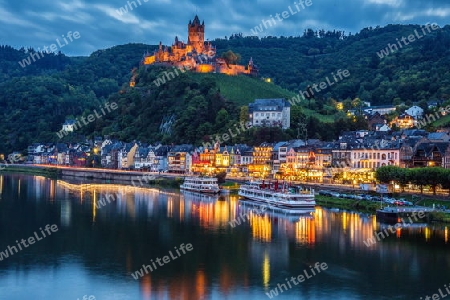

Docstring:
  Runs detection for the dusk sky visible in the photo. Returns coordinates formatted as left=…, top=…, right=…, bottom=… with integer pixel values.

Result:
left=1, top=0, right=449, bottom=56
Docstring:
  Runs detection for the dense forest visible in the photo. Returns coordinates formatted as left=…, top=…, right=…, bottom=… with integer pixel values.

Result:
left=0, top=23, right=449, bottom=153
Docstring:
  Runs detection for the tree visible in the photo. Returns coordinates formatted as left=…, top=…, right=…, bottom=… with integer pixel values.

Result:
left=395, top=168, right=409, bottom=192
left=221, top=50, right=241, bottom=65
left=408, top=168, right=426, bottom=194
left=440, top=169, right=450, bottom=196
left=216, top=171, right=227, bottom=184
left=375, top=165, right=400, bottom=184
left=239, top=106, right=249, bottom=123
left=422, top=167, right=445, bottom=195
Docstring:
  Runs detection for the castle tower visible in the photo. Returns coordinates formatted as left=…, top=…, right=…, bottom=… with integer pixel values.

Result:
left=188, top=15, right=205, bottom=54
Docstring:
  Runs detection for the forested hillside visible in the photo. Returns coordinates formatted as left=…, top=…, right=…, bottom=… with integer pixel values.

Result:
left=214, top=24, right=450, bottom=106
left=0, top=24, right=449, bottom=153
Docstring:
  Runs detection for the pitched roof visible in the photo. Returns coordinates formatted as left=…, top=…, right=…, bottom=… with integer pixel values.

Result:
left=249, top=98, right=290, bottom=112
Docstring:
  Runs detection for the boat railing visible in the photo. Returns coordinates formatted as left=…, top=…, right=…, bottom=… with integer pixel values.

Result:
left=241, top=184, right=314, bottom=195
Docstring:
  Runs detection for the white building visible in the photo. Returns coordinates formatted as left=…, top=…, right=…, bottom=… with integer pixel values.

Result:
left=363, top=105, right=396, bottom=116
left=249, top=98, right=291, bottom=129
left=405, top=105, right=424, bottom=119
left=350, top=148, right=400, bottom=169
left=62, top=120, right=76, bottom=132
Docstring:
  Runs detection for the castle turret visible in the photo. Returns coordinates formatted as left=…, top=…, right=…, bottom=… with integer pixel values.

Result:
left=188, top=15, right=205, bottom=54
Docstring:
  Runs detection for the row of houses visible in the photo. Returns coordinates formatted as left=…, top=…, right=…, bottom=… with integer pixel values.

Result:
left=25, top=129, right=450, bottom=183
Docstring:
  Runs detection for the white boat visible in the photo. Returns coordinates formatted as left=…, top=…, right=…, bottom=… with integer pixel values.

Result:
left=180, top=177, right=220, bottom=194
left=238, top=181, right=315, bottom=211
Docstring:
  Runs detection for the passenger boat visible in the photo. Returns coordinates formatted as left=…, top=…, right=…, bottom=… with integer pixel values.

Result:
left=180, top=176, right=220, bottom=194
left=238, top=181, right=315, bottom=211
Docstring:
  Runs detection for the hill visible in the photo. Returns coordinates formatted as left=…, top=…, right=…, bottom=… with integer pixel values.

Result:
left=1, top=24, right=450, bottom=153
left=190, top=73, right=334, bottom=122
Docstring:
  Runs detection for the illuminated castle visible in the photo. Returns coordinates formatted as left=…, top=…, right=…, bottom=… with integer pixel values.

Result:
left=141, top=15, right=258, bottom=76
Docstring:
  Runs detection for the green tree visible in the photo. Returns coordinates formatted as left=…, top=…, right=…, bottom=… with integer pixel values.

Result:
left=221, top=50, right=241, bottom=65
left=216, top=171, right=227, bottom=184
left=239, top=106, right=249, bottom=123
left=422, top=167, right=445, bottom=195
left=408, top=168, right=426, bottom=194
left=375, top=165, right=399, bottom=184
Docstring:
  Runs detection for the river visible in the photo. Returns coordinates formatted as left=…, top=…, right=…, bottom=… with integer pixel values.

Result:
left=0, top=174, right=448, bottom=300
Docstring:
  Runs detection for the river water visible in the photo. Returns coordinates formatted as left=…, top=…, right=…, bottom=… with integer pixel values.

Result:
left=0, top=174, right=449, bottom=300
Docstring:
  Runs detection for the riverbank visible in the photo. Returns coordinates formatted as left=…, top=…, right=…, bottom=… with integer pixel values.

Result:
left=0, top=165, right=183, bottom=188
left=315, top=195, right=382, bottom=213
left=0, top=165, right=61, bottom=178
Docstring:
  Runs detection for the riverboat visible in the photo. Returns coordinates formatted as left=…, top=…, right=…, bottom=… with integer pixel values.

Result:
left=238, top=181, right=315, bottom=211
left=180, top=177, right=220, bottom=194
left=375, top=206, right=433, bottom=224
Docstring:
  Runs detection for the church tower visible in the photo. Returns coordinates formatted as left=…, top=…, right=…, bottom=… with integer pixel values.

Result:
left=188, top=15, right=205, bottom=54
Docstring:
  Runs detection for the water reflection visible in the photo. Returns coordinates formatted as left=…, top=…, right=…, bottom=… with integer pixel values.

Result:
left=11, top=176, right=450, bottom=247
left=1, top=175, right=450, bottom=299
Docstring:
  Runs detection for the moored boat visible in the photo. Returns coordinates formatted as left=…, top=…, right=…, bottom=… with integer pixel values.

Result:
left=238, top=181, right=315, bottom=211
left=180, top=176, right=220, bottom=194
left=375, top=206, right=433, bottom=224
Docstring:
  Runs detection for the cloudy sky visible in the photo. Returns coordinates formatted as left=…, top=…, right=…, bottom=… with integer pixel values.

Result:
left=1, top=0, right=449, bottom=56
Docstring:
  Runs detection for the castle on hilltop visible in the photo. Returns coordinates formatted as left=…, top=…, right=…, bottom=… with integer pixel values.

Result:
left=141, top=15, right=258, bottom=76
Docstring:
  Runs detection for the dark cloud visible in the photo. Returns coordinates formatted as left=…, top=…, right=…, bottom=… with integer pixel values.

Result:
left=0, top=0, right=449, bottom=56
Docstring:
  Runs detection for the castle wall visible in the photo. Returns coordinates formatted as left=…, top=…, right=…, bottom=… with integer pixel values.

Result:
left=144, top=56, right=155, bottom=65
left=217, top=65, right=250, bottom=76
left=196, top=64, right=214, bottom=73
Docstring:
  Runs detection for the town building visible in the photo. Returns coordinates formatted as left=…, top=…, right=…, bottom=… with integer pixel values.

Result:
left=249, top=99, right=291, bottom=129
left=405, top=105, right=424, bottom=119
left=62, top=120, right=76, bottom=132
left=363, top=105, right=396, bottom=116
left=391, top=114, right=415, bottom=129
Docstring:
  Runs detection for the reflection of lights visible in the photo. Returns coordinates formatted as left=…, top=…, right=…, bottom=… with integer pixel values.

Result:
left=141, top=275, right=152, bottom=300
left=262, top=250, right=270, bottom=288
left=424, top=227, right=431, bottom=241
left=295, top=217, right=315, bottom=244
left=60, top=200, right=71, bottom=227
left=342, top=212, right=347, bottom=231
left=445, top=227, right=448, bottom=244
left=372, top=217, right=377, bottom=230
left=213, top=200, right=230, bottom=225
left=49, top=180, right=55, bottom=201
left=196, top=269, right=206, bottom=298
left=93, top=190, right=97, bottom=222
left=167, top=198, right=173, bottom=218
left=179, top=199, right=185, bottom=222
left=250, top=213, right=271, bottom=242
left=396, top=227, right=401, bottom=238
